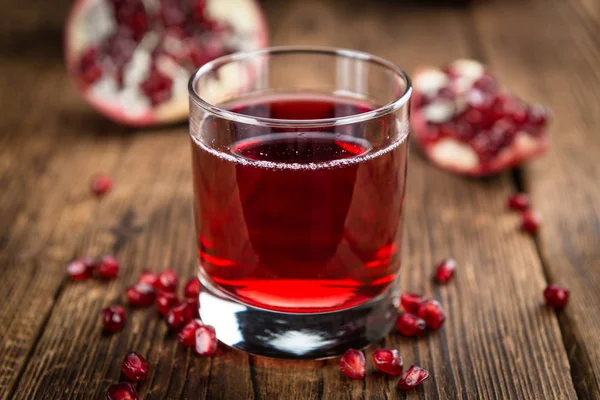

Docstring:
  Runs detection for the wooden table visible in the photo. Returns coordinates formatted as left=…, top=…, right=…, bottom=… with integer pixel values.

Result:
left=1, top=0, right=599, bottom=398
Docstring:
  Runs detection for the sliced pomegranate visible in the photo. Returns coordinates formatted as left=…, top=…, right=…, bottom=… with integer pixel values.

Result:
left=507, top=193, right=530, bottom=211
left=184, top=277, right=201, bottom=299
left=106, top=382, right=139, bottom=400
left=91, top=174, right=112, bottom=196
left=521, top=210, right=542, bottom=234
left=121, top=351, right=149, bottom=381
left=418, top=300, right=446, bottom=330
left=544, top=284, right=569, bottom=308
left=195, top=325, right=218, bottom=356
left=126, top=283, right=156, bottom=307
left=179, top=319, right=203, bottom=346
left=434, top=258, right=457, bottom=284
left=372, top=349, right=403, bottom=376
left=397, top=365, right=430, bottom=390
left=412, top=60, right=550, bottom=176
left=67, top=258, right=96, bottom=281
left=400, top=292, right=425, bottom=314
left=340, top=349, right=366, bottom=380
left=156, top=291, right=180, bottom=316
left=102, top=305, right=127, bottom=332
left=395, top=313, right=427, bottom=337
left=156, top=269, right=178, bottom=293
left=64, top=0, right=268, bottom=126
left=96, top=255, right=120, bottom=279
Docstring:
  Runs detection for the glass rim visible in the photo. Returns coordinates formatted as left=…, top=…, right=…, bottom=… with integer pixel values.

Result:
left=188, top=45, right=412, bottom=128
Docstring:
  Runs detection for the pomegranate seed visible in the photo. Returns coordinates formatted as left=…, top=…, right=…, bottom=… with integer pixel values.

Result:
left=138, top=270, right=158, bottom=288
left=508, top=193, right=530, bottom=211
left=101, top=305, right=127, bottom=333
left=400, top=292, right=425, bottom=314
left=156, top=291, right=180, bottom=316
left=167, top=302, right=191, bottom=331
left=544, top=284, right=569, bottom=308
left=106, top=382, right=139, bottom=400
left=184, top=277, right=201, bottom=299
left=521, top=210, right=541, bottom=234
left=340, top=349, right=366, bottom=380
left=67, top=258, right=95, bottom=281
left=140, top=67, right=173, bottom=106
left=195, top=324, right=218, bottom=356
left=91, top=174, right=112, bottom=196
left=156, top=269, right=178, bottom=292
left=179, top=319, right=203, bottom=346
left=126, top=283, right=155, bottom=307
left=78, top=48, right=103, bottom=86
left=121, top=351, right=149, bottom=381
left=473, top=74, right=497, bottom=93
left=396, top=313, right=427, bottom=337
left=528, top=104, right=550, bottom=128
left=185, top=297, right=200, bottom=319
left=418, top=300, right=446, bottom=330
left=96, top=255, right=120, bottom=279
left=397, top=365, right=430, bottom=390
left=434, top=258, right=457, bottom=284
left=372, top=349, right=403, bottom=376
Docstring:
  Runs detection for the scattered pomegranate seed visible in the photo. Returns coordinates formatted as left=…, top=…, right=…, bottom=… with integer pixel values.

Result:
left=434, top=258, right=457, bottom=284
left=167, top=302, right=192, bottom=331
left=184, top=297, right=200, bottom=319
left=184, top=277, right=201, bottom=299
left=397, top=365, right=430, bottom=391
left=507, top=193, right=530, bottom=211
left=126, top=283, right=156, bottom=307
left=544, top=284, right=569, bottom=308
left=91, top=174, right=112, bottom=196
left=521, top=210, right=541, bottom=234
left=156, top=291, right=180, bottom=316
left=102, top=305, right=127, bottom=333
left=66, top=258, right=95, bottom=281
left=372, top=349, right=403, bottom=376
left=340, top=349, right=366, bottom=380
left=195, top=325, right=218, bottom=356
left=418, top=300, right=446, bottom=330
left=395, top=313, right=427, bottom=337
left=96, top=255, right=120, bottom=279
left=121, top=352, right=149, bottom=381
left=138, top=270, right=159, bottom=288
left=156, top=269, right=178, bottom=292
left=179, top=319, right=203, bottom=346
left=400, top=292, right=425, bottom=314
left=106, top=382, right=139, bottom=400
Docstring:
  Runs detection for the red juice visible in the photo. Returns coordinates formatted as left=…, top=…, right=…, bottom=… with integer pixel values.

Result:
left=191, top=94, right=409, bottom=313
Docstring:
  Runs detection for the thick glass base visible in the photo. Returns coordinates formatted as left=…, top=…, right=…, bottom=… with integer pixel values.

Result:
left=198, top=269, right=400, bottom=359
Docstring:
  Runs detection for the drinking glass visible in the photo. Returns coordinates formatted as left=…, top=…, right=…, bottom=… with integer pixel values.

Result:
left=188, top=46, right=411, bottom=359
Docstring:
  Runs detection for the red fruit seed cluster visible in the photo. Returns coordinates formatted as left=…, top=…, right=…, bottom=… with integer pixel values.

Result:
left=67, top=255, right=120, bottom=281
left=340, top=349, right=429, bottom=391
left=397, top=293, right=446, bottom=335
left=506, top=193, right=541, bottom=234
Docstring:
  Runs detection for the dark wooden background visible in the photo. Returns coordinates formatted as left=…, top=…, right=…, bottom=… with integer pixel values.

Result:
left=0, top=0, right=599, bottom=398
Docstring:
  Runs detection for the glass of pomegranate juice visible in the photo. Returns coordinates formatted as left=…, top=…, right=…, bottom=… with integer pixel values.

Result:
left=188, top=46, right=411, bottom=359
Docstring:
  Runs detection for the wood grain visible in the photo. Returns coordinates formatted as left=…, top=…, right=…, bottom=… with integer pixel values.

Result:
left=472, top=0, right=600, bottom=398
left=0, top=0, right=594, bottom=398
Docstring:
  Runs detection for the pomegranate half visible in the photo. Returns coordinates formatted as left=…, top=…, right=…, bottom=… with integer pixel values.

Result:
left=65, top=0, right=268, bottom=126
left=411, top=59, right=550, bottom=176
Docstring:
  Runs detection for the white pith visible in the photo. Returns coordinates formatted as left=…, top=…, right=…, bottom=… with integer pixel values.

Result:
left=413, top=69, right=449, bottom=98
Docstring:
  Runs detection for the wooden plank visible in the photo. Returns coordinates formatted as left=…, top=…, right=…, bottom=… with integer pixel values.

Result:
left=472, top=0, right=600, bottom=398
left=0, top=1, right=581, bottom=400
